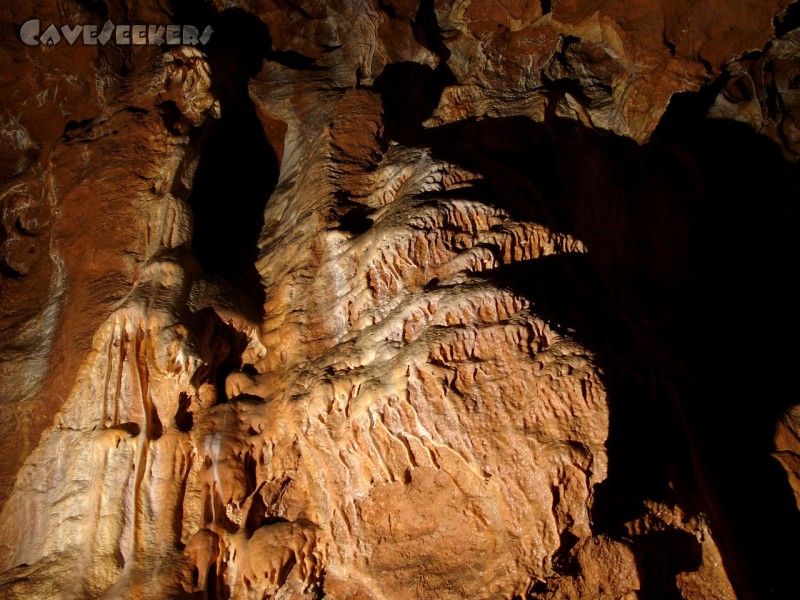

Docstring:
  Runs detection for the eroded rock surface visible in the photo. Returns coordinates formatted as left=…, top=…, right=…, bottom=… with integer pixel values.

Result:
left=1, top=1, right=799, bottom=599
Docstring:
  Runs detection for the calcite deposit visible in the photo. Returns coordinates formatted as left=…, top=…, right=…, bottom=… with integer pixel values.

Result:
left=1, top=1, right=799, bottom=599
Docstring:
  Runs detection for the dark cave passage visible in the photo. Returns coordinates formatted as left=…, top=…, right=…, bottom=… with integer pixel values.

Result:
left=188, top=95, right=279, bottom=307
left=374, top=61, right=455, bottom=145
left=651, top=86, right=800, bottom=600
left=175, top=7, right=285, bottom=307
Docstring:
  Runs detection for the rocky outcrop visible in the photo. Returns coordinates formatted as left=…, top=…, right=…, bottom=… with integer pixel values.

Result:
left=1, top=1, right=799, bottom=598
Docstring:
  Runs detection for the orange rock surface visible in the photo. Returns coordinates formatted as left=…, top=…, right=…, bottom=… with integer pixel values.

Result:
left=1, top=1, right=799, bottom=598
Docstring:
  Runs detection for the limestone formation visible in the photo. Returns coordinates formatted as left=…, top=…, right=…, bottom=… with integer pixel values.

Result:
left=1, top=1, right=799, bottom=599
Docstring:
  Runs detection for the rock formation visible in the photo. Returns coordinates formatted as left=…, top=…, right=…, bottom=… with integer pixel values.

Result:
left=0, top=1, right=799, bottom=598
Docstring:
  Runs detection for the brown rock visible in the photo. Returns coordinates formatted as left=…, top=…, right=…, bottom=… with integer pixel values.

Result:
left=0, top=1, right=798, bottom=599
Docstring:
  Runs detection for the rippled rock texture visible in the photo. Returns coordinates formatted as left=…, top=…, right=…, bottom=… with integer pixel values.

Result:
left=1, top=1, right=799, bottom=598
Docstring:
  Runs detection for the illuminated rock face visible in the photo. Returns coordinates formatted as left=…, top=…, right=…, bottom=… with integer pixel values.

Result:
left=1, top=1, right=799, bottom=599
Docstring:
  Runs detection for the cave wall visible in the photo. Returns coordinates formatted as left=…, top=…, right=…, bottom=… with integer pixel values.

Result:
left=0, top=1, right=799, bottom=598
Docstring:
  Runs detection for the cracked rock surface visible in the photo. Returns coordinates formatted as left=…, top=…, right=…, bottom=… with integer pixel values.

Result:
left=1, top=1, right=799, bottom=598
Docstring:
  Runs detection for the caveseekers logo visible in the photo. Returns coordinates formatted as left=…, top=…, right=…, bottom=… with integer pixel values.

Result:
left=20, top=19, right=214, bottom=47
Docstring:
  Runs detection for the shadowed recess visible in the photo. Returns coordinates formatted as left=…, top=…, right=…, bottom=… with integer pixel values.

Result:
left=179, top=8, right=282, bottom=307
left=374, top=61, right=455, bottom=145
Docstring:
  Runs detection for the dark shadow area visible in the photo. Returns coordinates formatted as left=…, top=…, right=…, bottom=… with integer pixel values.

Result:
left=651, top=88, right=800, bottom=599
left=374, top=61, right=455, bottom=145
left=73, top=0, right=109, bottom=19
left=187, top=95, right=276, bottom=306
left=375, top=86, right=800, bottom=597
left=169, top=6, right=282, bottom=308
left=175, top=392, right=194, bottom=432
left=413, top=0, right=451, bottom=61
left=633, top=529, right=703, bottom=598
left=191, top=308, right=251, bottom=403
left=775, top=1, right=800, bottom=36
left=334, top=203, right=375, bottom=235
